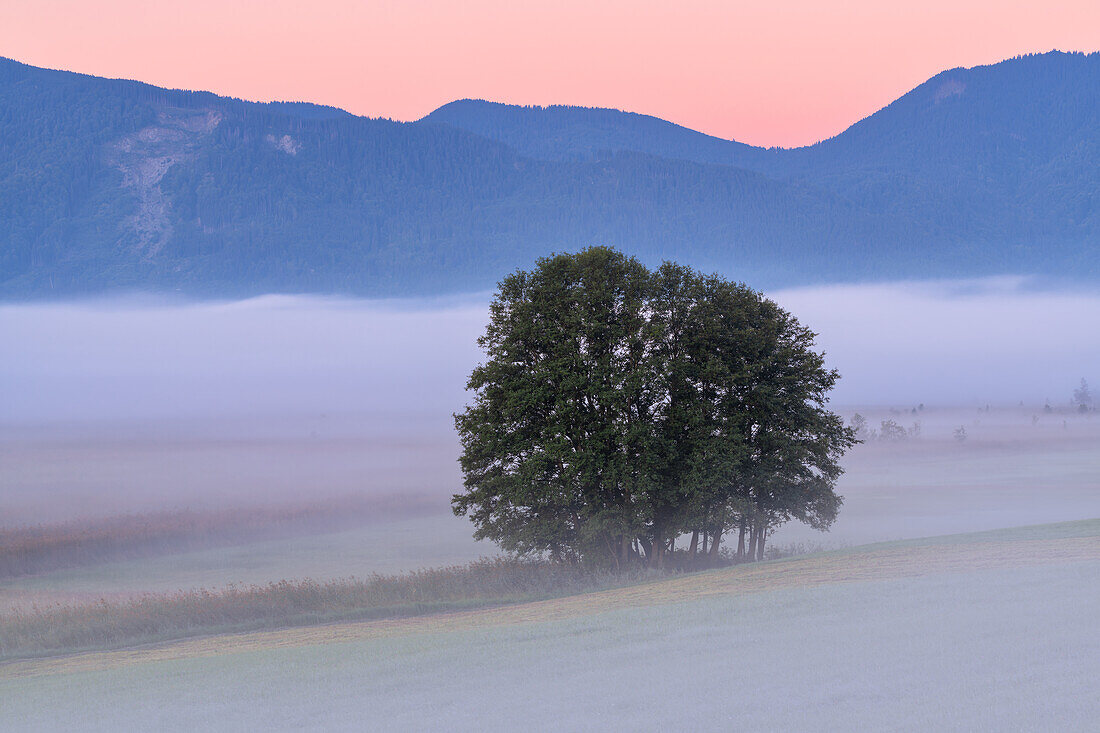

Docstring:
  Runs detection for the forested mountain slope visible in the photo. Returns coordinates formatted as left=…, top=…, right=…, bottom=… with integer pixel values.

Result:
left=422, top=99, right=775, bottom=167
left=1, top=51, right=1096, bottom=297
left=428, top=52, right=1099, bottom=277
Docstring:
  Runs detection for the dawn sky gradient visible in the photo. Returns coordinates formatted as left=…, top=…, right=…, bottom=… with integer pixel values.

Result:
left=2, top=0, right=1097, bottom=147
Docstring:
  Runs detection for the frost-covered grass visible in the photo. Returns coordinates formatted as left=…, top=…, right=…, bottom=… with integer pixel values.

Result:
left=3, top=551, right=1096, bottom=732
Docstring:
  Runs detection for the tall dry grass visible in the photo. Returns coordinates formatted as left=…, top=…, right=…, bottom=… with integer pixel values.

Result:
left=0, top=557, right=651, bottom=660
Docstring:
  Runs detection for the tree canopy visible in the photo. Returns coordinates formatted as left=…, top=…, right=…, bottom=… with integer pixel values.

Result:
left=453, top=247, right=856, bottom=568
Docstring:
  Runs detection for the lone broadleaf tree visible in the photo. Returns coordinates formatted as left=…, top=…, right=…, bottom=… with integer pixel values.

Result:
left=453, top=248, right=855, bottom=568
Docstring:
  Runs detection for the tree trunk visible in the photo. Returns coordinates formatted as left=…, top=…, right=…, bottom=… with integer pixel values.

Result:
left=737, top=520, right=746, bottom=560
left=708, top=530, right=721, bottom=558
left=606, top=534, right=620, bottom=570
left=648, top=530, right=664, bottom=569
left=688, top=530, right=699, bottom=562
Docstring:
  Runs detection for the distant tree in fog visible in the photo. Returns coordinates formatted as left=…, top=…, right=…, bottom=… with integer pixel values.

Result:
left=1072, top=379, right=1092, bottom=412
left=453, top=248, right=855, bottom=569
left=850, top=413, right=872, bottom=441
left=878, top=419, right=908, bottom=441
left=954, top=426, right=968, bottom=442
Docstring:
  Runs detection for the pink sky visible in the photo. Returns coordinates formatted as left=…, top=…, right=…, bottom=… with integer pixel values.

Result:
left=1, top=0, right=1097, bottom=147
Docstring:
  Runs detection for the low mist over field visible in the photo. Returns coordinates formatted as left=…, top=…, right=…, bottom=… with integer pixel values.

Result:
left=0, top=294, right=486, bottom=425
left=2, top=277, right=1097, bottom=536
left=3, top=16, right=1098, bottom=730
left=774, top=278, right=1100, bottom=405
left=3, top=277, right=1097, bottom=424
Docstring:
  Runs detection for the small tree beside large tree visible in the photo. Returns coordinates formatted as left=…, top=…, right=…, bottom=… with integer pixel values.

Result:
left=453, top=247, right=855, bottom=568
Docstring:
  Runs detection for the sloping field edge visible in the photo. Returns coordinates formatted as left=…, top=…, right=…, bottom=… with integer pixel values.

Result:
left=3, top=520, right=1097, bottom=680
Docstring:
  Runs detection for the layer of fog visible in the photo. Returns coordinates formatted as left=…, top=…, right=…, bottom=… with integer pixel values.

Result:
left=2, top=278, right=1098, bottom=534
left=774, top=277, right=1100, bottom=406
left=0, top=294, right=487, bottom=429
left=3, top=277, right=1097, bottom=426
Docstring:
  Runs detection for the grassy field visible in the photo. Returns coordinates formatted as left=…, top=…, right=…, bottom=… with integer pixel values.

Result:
left=1, top=558, right=664, bottom=661
left=3, top=408, right=1096, bottom=617
left=769, top=407, right=1100, bottom=546
left=0, top=514, right=489, bottom=614
left=8, top=520, right=1093, bottom=663
left=1, top=408, right=1097, bottom=730
left=1, top=520, right=1097, bottom=731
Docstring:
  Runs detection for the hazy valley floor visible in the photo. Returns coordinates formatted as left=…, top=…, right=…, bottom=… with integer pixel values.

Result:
left=2, top=520, right=1098, bottom=731
left=2, top=408, right=1097, bottom=730
left=3, top=408, right=1097, bottom=615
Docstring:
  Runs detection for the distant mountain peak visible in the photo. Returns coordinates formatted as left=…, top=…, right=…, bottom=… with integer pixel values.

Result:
left=0, top=51, right=1096, bottom=298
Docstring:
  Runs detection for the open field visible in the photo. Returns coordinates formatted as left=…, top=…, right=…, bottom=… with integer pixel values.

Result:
left=4, top=408, right=1095, bottom=535
left=0, top=514, right=491, bottom=615
left=771, top=406, right=1100, bottom=546
left=2, top=520, right=1097, bottom=731
left=0, top=495, right=444, bottom=581
left=1, top=407, right=1096, bottom=613
left=1, top=407, right=1096, bottom=730
left=7, top=520, right=1093, bottom=663
left=1, top=557, right=661, bottom=661
left=0, top=415, right=460, bottom=527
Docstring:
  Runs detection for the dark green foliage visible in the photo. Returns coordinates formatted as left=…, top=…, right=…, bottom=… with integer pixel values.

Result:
left=1, top=51, right=1098, bottom=297
left=453, top=248, right=656, bottom=562
left=453, top=248, right=856, bottom=567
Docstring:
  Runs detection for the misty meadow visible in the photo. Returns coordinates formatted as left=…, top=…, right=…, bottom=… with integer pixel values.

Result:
left=1, top=17, right=1098, bottom=733
left=2, top=273, right=1097, bottom=731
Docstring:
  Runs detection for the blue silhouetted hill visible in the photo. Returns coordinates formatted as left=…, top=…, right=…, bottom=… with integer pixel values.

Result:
left=1, top=51, right=1096, bottom=297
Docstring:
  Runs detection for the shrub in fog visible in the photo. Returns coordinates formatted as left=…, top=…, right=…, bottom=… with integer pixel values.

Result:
left=878, top=419, right=908, bottom=441
left=759, top=541, right=835, bottom=560
left=850, top=413, right=874, bottom=441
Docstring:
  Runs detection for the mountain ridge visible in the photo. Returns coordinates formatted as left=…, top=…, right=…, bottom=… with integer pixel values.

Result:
left=0, top=51, right=1096, bottom=298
